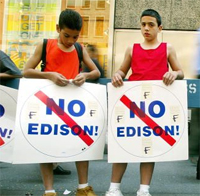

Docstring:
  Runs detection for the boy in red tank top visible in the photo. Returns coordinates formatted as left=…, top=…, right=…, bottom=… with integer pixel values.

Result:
left=24, top=9, right=100, bottom=196
left=105, top=9, right=184, bottom=196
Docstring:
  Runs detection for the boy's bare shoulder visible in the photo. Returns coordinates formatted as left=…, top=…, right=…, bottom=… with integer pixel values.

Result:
left=166, top=43, right=174, bottom=50
left=125, top=45, right=133, bottom=57
left=127, top=43, right=139, bottom=50
left=33, top=41, right=44, bottom=54
left=166, top=43, right=177, bottom=54
left=126, top=44, right=134, bottom=51
left=36, top=40, right=44, bottom=48
left=128, top=44, right=134, bottom=48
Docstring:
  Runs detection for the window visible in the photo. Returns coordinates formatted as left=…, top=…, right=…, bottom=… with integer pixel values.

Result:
left=80, top=16, right=89, bottom=37
left=36, top=0, right=45, bottom=8
left=50, top=0, right=58, bottom=8
left=22, top=0, right=31, bottom=10
left=96, top=0, right=105, bottom=9
left=67, top=0, right=76, bottom=9
left=8, top=0, right=16, bottom=7
left=95, top=16, right=104, bottom=36
left=81, top=0, right=91, bottom=9
left=3, top=0, right=61, bottom=70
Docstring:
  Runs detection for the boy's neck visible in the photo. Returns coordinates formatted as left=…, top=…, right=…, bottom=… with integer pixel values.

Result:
left=57, top=38, right=75, bottom=52
left=141, top=39, right=161, bottom=49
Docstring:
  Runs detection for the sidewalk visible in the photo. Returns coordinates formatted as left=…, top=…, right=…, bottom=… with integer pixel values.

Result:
left=0, top=155, right=199, bottom=196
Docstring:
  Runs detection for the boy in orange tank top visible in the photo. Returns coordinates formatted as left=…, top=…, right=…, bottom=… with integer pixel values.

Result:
left=105, top=9, right=184, bottom=196
left=24, top=9, right=100, bottom=196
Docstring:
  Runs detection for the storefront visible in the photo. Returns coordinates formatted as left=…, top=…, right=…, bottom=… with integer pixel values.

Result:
left=0, top=0, right=110, bottom=76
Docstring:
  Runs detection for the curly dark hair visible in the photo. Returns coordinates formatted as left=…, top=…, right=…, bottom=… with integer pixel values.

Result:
left=59, top=9, right=82, bottom=31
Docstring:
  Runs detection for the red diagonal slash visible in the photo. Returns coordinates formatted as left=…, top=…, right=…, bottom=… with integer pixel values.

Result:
left=120, top=95, right=176, bottom=146
left=35, top=90, right=94, bottom=146
left=0, top=137, right=5, bottom=146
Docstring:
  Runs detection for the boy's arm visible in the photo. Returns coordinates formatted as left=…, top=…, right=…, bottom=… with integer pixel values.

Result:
left=23, top=42, right=69, bottom=86
left=112, top=45, right=132, bottom=87
left=163, top=43, right=184, bottom=85
left=72, top=46, right=100, bottom=86
left=23, top=41, right=48, bottom=78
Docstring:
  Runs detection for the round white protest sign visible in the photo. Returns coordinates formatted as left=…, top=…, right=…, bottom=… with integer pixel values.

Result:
left=19, top=84, right=106, bottom=158
left=0, top=89, right=16, bottom=148
left=110, top=84, right=186, bottom=158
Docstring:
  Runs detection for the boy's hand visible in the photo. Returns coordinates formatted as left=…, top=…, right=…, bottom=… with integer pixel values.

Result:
left=163, top=71, right=178, bottom=86
left=72, top=73, right=86, bottom=86
left=112, top=72, right=124, bottom=87
left=49, top=72, right=69, bottom=86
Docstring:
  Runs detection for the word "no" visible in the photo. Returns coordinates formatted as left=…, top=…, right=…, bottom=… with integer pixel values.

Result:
left=46, top=98, right=85, bottom=117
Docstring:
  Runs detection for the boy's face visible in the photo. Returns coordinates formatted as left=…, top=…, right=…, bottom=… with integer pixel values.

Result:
left=56, top=25, right=80, bottom=48
left=140, top=16, right=162, bottom=41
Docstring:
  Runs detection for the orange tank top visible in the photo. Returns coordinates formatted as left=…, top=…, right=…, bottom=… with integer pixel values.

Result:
left=44, top=39, right=79, bottom=79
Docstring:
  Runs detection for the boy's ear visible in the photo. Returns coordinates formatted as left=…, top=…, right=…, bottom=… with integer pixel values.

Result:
left=56, top=24, right=61, bottom=33
left=158, top=25, right=163, bottom=31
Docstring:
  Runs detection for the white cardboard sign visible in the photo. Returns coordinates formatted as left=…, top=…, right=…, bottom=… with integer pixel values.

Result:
left=13, top=79, right=107, bottom=164
left=0, top=85, right=18, bottom=163
left=108, top=80, right=188, bottom=163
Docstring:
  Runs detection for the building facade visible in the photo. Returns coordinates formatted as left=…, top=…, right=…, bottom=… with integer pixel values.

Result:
left=0, top=0, right=110, bottom=76
left=0, top=0, right=199, bottom=78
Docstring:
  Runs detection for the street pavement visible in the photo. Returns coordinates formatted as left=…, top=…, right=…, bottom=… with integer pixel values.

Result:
left=0, top=154, right=199, bottom=196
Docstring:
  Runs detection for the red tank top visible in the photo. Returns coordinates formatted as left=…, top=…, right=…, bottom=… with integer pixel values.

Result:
left=128, top=43, right=168, bottom=81
left=44, top=39, right=79, bottom=79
